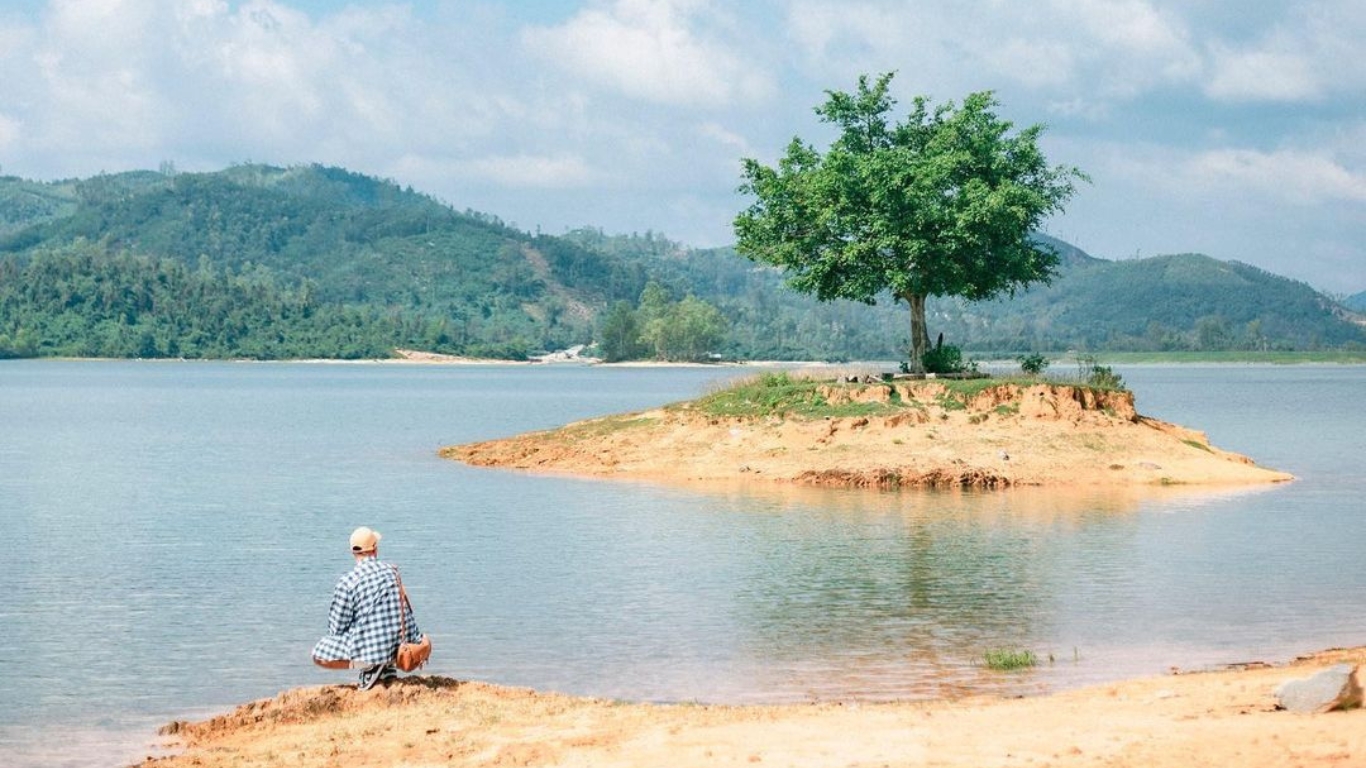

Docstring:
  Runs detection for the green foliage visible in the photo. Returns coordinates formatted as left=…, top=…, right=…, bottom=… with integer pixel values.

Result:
left=935, top=391, right=968, bottom=411
left=1087, top=366, right=1125, bottom=390
left=607, top=282, right=728, bottom=363
left=1017, top=353, right=1049, bottom=375
left=734, top=73, right=1085, bottom=371
left=658, top=295, right=727, bottom=362
left=596, top=301, right=647, bottom=362
left=983, top=648, right=1038, bottom=671
left=694, top=372, right=888, bottom=419
left=0, top=241, right=406, bottom=359
left=695, top=372, right=820, bottom=418
left=1076, top=355, right=1126, bottom=390
left=921, top=343, right=965, bottom=374
left=931, top=377, right=1030, bottom=398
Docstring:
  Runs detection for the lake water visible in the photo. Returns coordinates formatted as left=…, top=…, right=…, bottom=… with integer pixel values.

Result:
left=1, top=361, right=1363, bottom=767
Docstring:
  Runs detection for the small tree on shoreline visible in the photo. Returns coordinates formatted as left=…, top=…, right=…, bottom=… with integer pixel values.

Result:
left=734, top=73, right=1086, bottom=373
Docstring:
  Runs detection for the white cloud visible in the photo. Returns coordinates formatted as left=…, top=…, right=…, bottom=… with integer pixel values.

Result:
left=1056, top=0, right=1191, bottom=58
left=4, top=0, right=520, bottom=176
left=0, top=113, right=20, bottom=149
left=1187, top=148, right=1366, bottom=204
left=697, top=121, right=752, bottom=155
left=1203, top=0, right=1366, bottom=103
left=781, top=0, right=1201, bottom=100
left=521, top=0, right=773, bottom=108
left=1045, top=97, right=1112, bottom=122
left=28, top=0, right=169, bottom=152
left=1205, top=46, right=1321, bottom=102
left=1099, top=141, right=1366, bottom=207
left=466, top=153, right=599, bottom=189
left=982, top=39, right=1075, bottom=90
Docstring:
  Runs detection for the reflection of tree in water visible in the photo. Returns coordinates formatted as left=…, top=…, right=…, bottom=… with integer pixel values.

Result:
left=726, top=485, right=1151, bottom=700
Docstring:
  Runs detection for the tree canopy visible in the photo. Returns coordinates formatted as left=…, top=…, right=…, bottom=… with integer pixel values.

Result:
left=734, top=73, right=1086, bottom=371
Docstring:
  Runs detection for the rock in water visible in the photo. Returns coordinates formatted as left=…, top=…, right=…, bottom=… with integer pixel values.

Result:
left=1275, top=664, right=1364, bottom=713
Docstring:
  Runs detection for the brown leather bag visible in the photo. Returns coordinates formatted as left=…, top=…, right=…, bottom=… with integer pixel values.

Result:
left=392, top=567, right=432, bottom=672
left=397, top=634, right=431, bottom=672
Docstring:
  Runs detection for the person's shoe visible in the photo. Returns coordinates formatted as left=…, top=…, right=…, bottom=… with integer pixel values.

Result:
left=379, top=664, right=398, bottom=681
left=357, top=664, right=385, bottom=690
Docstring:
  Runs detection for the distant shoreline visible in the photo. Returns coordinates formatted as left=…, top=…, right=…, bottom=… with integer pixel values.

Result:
left=8, top=352, right=1366, bottom=366
left=10, top=350, right=1366, bottom=366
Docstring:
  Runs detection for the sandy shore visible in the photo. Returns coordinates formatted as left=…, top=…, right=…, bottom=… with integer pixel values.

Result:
left=443, top=381, right=1293, bottom=488
left=147, top=648, right=1364, bottom=767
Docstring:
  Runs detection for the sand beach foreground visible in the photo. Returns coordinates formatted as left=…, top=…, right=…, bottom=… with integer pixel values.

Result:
left=149, top=648, right=1365, bottom=767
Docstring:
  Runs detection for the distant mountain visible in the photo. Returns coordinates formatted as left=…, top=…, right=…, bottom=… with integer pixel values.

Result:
left=0, top=175, right=81, bottom=234
left=565, top=230, right=1366, bottom=356
left=1, top=165, right=645, bottom=358
left=952, top=252, right=1366, bottom=351
left=2, top=164, right=1363, bottom=361
left=1346, top=291, right=1366, bottom=312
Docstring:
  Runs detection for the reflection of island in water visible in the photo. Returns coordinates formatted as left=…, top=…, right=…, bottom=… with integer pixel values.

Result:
left=701, top=483, right=1288, bottom=702
left=441, top=379, right=1296, bottom=701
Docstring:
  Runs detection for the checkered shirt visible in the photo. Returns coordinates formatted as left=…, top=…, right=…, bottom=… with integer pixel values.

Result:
left=311, top=556, right=421, bottom=666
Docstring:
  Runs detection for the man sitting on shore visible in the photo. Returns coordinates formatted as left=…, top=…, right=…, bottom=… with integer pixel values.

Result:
left=312, top=526, right=422, bottom=689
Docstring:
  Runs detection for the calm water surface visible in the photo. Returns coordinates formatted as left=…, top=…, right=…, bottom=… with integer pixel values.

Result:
left=1, top=361, right=1363, bottom=766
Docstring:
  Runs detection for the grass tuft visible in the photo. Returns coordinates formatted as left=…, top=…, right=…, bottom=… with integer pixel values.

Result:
left=983, top=648, right=1038, bottom=671
left=694, top=372, right=891, bottom=419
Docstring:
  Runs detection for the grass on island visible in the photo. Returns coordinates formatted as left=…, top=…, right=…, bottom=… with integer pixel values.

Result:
left=983, top=648, right=1038, bottom=671
left=691, top=370, right=1126, bottom=421
left=553, top=413, right=660, bottom=441
left=694, top=372, right=896, bottom=419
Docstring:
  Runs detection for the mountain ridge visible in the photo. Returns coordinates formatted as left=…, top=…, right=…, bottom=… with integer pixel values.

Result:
left=2, top=164, right=1362, bottom=360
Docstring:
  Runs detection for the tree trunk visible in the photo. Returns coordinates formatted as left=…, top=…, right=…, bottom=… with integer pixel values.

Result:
left=905, top=292, right=930, bottom=373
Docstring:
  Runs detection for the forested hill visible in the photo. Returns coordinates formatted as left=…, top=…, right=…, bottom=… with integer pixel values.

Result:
left=559, top=232, right=1365, bottom=357
left=0, top=165, right=650, bottom=358
left=1, top=164, right=1363, bottom=361
left=1346, top=292, right=1366, bottom=312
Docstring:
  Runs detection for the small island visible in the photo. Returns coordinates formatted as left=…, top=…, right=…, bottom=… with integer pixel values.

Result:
left=442, top=373, right=1292, bottom=487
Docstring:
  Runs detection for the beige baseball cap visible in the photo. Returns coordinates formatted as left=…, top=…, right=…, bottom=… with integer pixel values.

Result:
left=349, top=526, right=382, bottom=553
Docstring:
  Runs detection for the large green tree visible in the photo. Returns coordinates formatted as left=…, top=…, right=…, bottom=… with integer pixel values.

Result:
left=734, top=73, right=1086, bottom=371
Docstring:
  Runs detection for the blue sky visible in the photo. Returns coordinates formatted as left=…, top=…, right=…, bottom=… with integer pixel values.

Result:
left=2, top=0, right=1363, bottom=294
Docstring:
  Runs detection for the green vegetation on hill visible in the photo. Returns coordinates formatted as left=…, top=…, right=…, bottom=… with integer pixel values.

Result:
left=960, top=253, right=1366, bottom=351
left=1, top=165, right=653, bottom=359
left=0, top=241, right=408, bottom=359
left=1, top=164, right=1363, bottom=361
left=0, top=176, right=81, bottom=235
left=566, top=230, right=1366, bottom=359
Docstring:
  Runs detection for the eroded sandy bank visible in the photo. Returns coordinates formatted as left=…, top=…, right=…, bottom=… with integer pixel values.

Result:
left=147, top=647, right=1365, bottom=767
